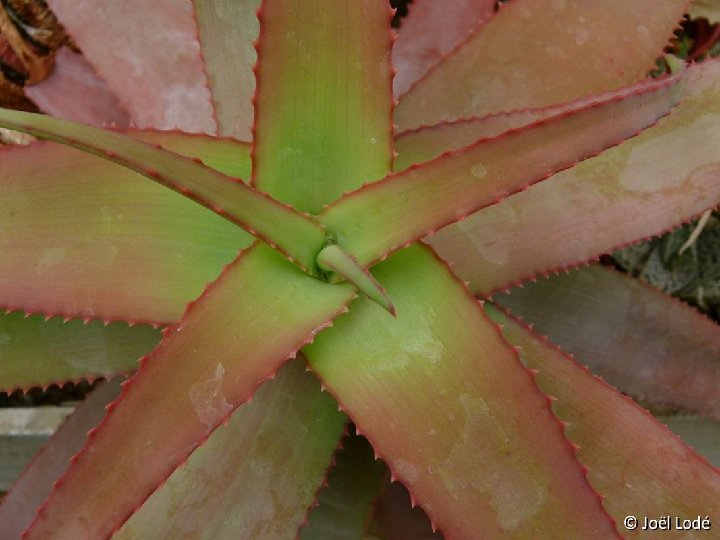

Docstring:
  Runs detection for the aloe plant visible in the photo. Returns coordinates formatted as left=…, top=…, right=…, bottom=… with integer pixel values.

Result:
left=1, top=0, right=720, bottom=539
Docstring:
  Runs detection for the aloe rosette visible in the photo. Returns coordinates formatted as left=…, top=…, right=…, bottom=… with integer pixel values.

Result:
left=0, top=0, right=719, bottom=539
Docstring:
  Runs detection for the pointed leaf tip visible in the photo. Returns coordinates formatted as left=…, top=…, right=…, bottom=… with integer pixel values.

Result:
left=316, top=245, right=396, bottom=316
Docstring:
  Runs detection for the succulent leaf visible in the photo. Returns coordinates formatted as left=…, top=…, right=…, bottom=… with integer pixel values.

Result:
left=369, top=483, right=443, bottom=540
left=0, top=380, right=122, bottom=540
left=392, top=0, right=496, bottom=97
left=496, top=264, right=720, bottom=421
left=44, top=0, right=216, bottom=133
left=22, top=244, right=355, bottom=540
left=193, top=0, right=260, bottom=140
left=306, top=244, right=617, bottom=540
left=0, top=312, right=159, bottom=394
left=0, top=108, right=327, bottom=273
left=322, top=76, right=679, bottom=267
left=429, top=58, right=720, bottom=295
left=0, top=133, right=251, bottom=325
left=114, top=359, right=346, bottom=540
left=490, top=306, right=720, bottom=533
left=251, top=0, right=394, bottom=214
left=395, top=0, right=688, bottom=130
left=300, top=431, right=387, bottom=540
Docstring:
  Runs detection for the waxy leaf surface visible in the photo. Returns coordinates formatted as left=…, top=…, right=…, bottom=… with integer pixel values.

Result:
left=115, top=359, right=346, bottom=540
left=306, top=245, right=616, bottom=540
left=0, top=380, right=121, bottom=540
left=0, top=109, right=326, bottom=273
left=193, top=0, right=260, bottom=140
left=395, top=0, right=686, bottom=129
left=45, top=0, right=215, bottom=133
left=24, top=48, right=130, bottom=128
left=491, top=307, right=720, bottom=538
left=497, top=265, right=720, bottom=421
left=300, top=431, right=387, bottom=540
left=252, top=0, right=393, bottom=214
left=392, top=0, right=495, bottom=97
left=430, top=59, right=720, bottom=294
left=0, top=312, right=159, bottom=392
left=0, top=133, right=250, bottom=324
left=23, top=244, right=355, bottom=540
left=322, top=79, right=678, bottom=267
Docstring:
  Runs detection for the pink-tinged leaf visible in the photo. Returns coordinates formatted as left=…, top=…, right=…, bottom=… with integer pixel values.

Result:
left=369, top=483, right=443, bottom=540
left=252, top=0, right=393, bottom=214
left=489, top=306, right=720, bottom=536
left=300, top=431, right=387, bottom=540
left=0, top=380, right=121, bottom=540
left=0, top=312, right=159, bottom=393
left=23, top=244, right=355, bottom=540
left=114, top=359, right=346, bottom=540
left=0, top=109, right=327, bottom=273
left=428, top=59, right=720, bottom=295
left=322, top=77, right=679, bottom=268
left=658, top=415, right=720, bottom=466
left=193, top=0, right=260, bottom=140
left=392, top=0, right=495, bottom=97
left=395, top=0, right=687, bottom=130
left=45, top=0, right=216, bottom=133
left=305, top=245, right=617, bottom=540
left=496, top=265, right=720, bottom=421
left=24, top=48, right=130, bottom=128
left=393, top=79, right=666, bottom=172
left=0, top=135, right=250, bottom=325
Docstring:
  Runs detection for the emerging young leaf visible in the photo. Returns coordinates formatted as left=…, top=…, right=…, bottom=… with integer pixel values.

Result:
left=429, top=59, right=720, bottom=295
left=321, top=78, right=679, bottom=267
left=496, top=264, right=720, bottom=421
left=490, top=306, right=720, bottom=534
left=22, top=244, right=354, bottom=540
left=395, top=0, right=687, bottom=129
left=0, top=109, right=326, bottom=273
left=115, top=359, right=346, bottom=540
left=306, top=245, right=617, bottom=540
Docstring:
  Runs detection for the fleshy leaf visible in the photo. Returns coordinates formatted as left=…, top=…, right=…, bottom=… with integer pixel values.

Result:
left=24, top=48, right=130, bottom=127
left=658, top=415, right=720, bottom=466
left=251, top=0, right=393, bottom=214
left=395, top=0, right=687, bottom=130
left=305, top=245, right=617, bottom=539
left=45, top=0, right=216, bottom=133
left=115, top=359, right=346, bottom=540
left=0, top=134, right=250, bottom=325
left=490, top=306, right=720, bottom=536
left=193, top=0, right=260, bottom=140
left=690, top=0, right=720, bottom=24
left=368, top=483, right=443, bottom=540
left=300, top=431, right=387, bottom=540
left=321, top=77, right=679, bottom=267
left=429, top=58, right=720, bottom=295
left=392, top=0, right=495, bottom=97
left=0, top=109, right=327, bottom=273
left=496, top=264, right=720, bottom=421
left=0, top=312, right=159, bottom=393
left=23, top=244, right=355, bottom=540
left=0, top=380, right=121, bottom=540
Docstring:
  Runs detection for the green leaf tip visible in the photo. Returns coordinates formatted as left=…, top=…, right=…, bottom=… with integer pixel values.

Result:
left=316, top=244, right=396, bottom=316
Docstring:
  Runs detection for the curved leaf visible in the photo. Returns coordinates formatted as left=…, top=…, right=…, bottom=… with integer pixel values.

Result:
left=115, top=359, right=346, bottom=540
left=429, top=58, right=720, bottom=295
left=23, top=244, right=355, bottom=540
left=306, top=245, right=617, bottom=540
left=0, top=109, right=327, bottom=273
left=496, top=265, right=720, bottom=421
left=395, top=0, right=686, bottom=130
left=322, top=78, right=678, bottom=267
